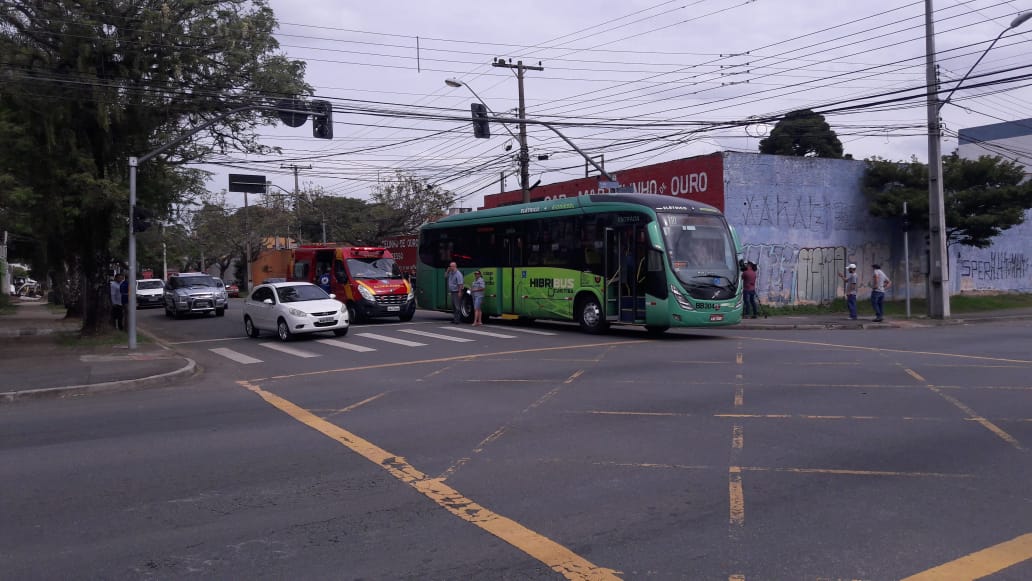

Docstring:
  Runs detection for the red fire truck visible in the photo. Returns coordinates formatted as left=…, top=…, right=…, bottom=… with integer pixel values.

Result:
left=289, top=245, right=415, bottom=323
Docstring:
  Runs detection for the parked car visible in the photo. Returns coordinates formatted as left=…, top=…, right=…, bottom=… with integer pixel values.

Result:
left=225, top=281, right=240, bottom=298
left=164, top=272, right=228, bottom=318
left=136, top=278, right=165, bottom=309
left=243, top=281, right=349, bottom=341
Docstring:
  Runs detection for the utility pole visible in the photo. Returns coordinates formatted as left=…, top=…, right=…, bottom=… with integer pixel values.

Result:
left=492, top=59, right=543, bottom=203
left=924, top=0, right=950, bottom=319
left=281, top=164, right=312, bottom=243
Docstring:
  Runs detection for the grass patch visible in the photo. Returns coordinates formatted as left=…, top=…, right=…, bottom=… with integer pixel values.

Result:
left=55, top=330, right=150, bottom=348
left=763, top=292, right=1032, bottom=318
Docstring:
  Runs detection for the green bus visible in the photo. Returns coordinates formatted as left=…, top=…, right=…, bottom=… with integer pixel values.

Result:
left=416, top=193, right=743, bottom=333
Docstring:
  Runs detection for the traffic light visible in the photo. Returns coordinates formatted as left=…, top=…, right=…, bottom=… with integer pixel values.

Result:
left=311, top=99, right=333, bottom=139
left=471, top=102, right=490, bottom=139
left=901, top=215, right=911, bottom=231
left=132, top=206, right=152, bottom=233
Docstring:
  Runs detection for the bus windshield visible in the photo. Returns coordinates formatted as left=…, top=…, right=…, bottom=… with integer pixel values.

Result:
left=347, top=257, right=403, bottom=279
left=659, top=213, right=739, bottom=292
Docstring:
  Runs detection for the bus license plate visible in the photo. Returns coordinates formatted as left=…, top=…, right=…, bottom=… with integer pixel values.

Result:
left=387, top=306, right=400, bottom=312
left=709, top=314, right=724, bottom=322
left=319, top=317, right=334, bottom=323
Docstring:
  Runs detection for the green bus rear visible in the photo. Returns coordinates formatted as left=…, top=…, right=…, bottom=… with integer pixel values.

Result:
left=416, top=193, right=743, bottom=333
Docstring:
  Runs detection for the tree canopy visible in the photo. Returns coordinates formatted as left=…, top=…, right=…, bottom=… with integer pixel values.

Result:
left=0, top=0, right=310, bottom=333
left=863, top=153, right=1032, bottom=248
left=759, top=109, right=847, bottom=158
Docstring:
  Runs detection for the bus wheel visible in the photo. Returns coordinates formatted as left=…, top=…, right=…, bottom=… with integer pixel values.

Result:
left=576, top=295, right=608, bottom=334
left=645, top=325, right=669, bottom=335
left=460, top=294, right=474, bottom=323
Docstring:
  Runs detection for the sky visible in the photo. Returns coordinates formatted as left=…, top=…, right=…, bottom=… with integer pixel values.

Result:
left=198, top=0, right=1032, bottom=212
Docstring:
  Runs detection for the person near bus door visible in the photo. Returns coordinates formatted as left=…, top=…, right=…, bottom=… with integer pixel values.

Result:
left=470, top=270, right=485, bottom=326
left=445, top=261, right=464, bottom=324
left=741, top=261, right=758, bottom=319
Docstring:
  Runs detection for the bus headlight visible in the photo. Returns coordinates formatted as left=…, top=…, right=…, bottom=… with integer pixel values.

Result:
left=358, top=285, right=375, bottom=301
left=670, top=285, right=694, bottom=311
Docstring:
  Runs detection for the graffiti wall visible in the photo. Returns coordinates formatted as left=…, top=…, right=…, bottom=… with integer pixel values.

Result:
left=725, top=152, right=901, bottom=304
left=952, top=215, right=1032, bottom=293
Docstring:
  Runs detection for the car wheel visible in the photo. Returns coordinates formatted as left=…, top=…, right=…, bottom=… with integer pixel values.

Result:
left=333, top=327, right=349, bottom=337
left=164, top=304, right=172, bottom=318
left=244, top=316, right=260, bottom=338
left=276, top=318, right=292, bottom=341
left=347, top=302, right=363, bottom=324
left=399, top=311, right=414, bottom=322
left=172, top=305, right=182, bottom=319
left=215, top=308, right=225, bottom=317
left=576, top=294, right=608, bottom=334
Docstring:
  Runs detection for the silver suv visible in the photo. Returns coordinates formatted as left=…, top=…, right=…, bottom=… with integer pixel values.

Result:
left=164, top=273, right=228, bottom=318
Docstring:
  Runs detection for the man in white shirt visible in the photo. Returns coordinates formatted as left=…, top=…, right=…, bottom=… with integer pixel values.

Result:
left=870, top=264, right=891, bottom=322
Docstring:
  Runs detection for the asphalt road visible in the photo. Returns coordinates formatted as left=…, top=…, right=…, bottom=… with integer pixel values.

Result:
left=2, top=302, right=1030, bottom=580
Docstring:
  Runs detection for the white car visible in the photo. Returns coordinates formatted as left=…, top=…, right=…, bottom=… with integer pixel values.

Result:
left=243, top=282, right=349, bottom=341
left=136, top=278, right=165, bottom=309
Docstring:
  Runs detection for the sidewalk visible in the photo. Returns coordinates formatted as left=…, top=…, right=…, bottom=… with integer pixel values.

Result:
left=735, top=306, right=1032, bottom=330
left=0, top=299, right=195, bottom=403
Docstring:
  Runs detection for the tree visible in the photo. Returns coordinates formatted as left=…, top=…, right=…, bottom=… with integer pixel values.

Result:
left=0, top=0, right=310, bottom=334
left=759, top=109, right=846, bottom=158
left=863, top=154, right=1032, bottom=248
left=367, top=172, right=455, bottom=240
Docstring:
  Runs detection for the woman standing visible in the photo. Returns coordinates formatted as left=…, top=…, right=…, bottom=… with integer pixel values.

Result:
left=470, top=270, right=486, bottom=326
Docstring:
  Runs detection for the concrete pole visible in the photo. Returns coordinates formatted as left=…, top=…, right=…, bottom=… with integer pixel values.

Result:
left=924, top=0, right=950, bottom=319
left=128, top=158, right=138, bottom=349
left=516, top=62, right=530, bottom=204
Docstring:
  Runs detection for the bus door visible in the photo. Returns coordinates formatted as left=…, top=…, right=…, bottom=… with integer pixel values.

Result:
left=500, top=233, right=522, bottom=314
left=607, top=225, right=647, bottom=323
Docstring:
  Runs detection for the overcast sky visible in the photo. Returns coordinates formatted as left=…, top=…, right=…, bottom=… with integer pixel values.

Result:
left=200, top=0, right=1032, bottom=211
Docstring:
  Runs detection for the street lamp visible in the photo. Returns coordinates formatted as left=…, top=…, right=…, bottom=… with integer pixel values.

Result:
left=924, top=5, right=1031, bottom=319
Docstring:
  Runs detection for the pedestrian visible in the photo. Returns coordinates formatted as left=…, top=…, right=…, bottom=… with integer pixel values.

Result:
left=110, top=274, right=124, bottom=330
left=445, top=261, right=464, bottom=323
left=838, top=263, right=859, bottom=320
left=870, top=264, right=891, bottom=322
left=741, top=261, right=758, bottom=319
left=470, top=270, right=485, bottom=326
left=118, top=273, right=130, bottom=328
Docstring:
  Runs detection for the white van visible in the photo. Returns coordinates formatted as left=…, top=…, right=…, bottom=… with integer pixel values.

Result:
left=136, top=278, right=165, bottom=309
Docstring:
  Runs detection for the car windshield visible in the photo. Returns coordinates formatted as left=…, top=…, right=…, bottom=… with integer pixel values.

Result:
left=347, top=257, right=402, bottom=279
left=276, top=284, right=330, bottom=303
left=138, top=280, right=163, bottom=290
left=659, top=213, right=739, bottom=293
left=174, top=275, right=218, bottom=288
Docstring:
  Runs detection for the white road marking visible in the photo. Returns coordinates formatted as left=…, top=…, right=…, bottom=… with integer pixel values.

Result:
left=494, top=326, right=557, bottom=336
left=315, top=339, right=377, bottom=352
left=259, top=342, right=321, bottom=358
left=442, top=326, right=518, bottom=339
left=399, top=329, right=475, bottom=342
left=356, top=333, right=427, bottom=347
left=209, top=347, right=263, bottom=364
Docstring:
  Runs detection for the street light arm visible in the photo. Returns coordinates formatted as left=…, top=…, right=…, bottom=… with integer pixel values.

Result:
left=445, top=79, right=521, bottom=143
left=489, top=115, right=613, bottom=181
left=939, top=12, right=1032, bottom=111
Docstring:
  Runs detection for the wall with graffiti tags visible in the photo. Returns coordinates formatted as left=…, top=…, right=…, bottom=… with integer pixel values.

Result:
left=722, top=151, right=1032, bottom=304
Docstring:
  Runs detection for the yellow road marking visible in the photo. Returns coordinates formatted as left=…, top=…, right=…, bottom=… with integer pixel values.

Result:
left=901, top=532, right=1032, bottom=581
left=239, top=380, right=620, bottom=580
left=731, top=425, right=744, bottom=450
left=729, top=466, right=745, bottom=527
left=565, top=369, right=586, bottom=384
left=729, top=575, right=745, bottom=581
left=741, top=466, right=972, bottom=478
left=902, top=368, right=1024, bottom=451
left=736, top=352, right=743, bottom=365
left=736, top=336, right=1032, bottom=365
left=734, top=386, right=744, bottom=407
left=929, top=386, right=1024, bottom=450
left=247, top=339, right=644, bottom=382
left=318, top=392, right=386, bottom=419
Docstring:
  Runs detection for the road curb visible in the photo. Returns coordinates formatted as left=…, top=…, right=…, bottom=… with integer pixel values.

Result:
left=0, top=356, right=197, bottom=404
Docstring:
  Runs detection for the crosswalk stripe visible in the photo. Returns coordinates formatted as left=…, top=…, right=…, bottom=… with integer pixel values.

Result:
left=315, top=339, right=377, bottom=352
left=399, top=329, right=475, bottom=342
left=441, top=326, right=517, bottom=339
left=210, top=347, right=263, bottom=364
left=356, top=332, right=427, bottom=347
left=259, top=342, right=321, bottom=358
left=493, top=326, right=557, bottom=336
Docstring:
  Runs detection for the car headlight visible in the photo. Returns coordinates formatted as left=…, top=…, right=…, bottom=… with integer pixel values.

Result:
left=287, top=307, right=308, bottom=318
left=407, top=290, right=415, bottom=301
left=358, top=285, right=374, bottom=301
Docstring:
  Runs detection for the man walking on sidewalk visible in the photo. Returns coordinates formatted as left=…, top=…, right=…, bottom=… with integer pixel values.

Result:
left=110, top=274, right=124, bottom=330
left=870, top=264, right=891, bottom=322
left=838, top=263, right=858, bottom=320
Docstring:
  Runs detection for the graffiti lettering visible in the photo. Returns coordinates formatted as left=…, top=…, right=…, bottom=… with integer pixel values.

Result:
left=957, top=251, right=1030, bottom=281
